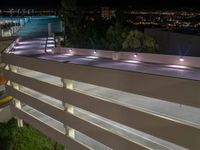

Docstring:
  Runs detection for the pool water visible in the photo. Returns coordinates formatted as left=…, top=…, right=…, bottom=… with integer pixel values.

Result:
left=16, top=16, right=61, bottom=37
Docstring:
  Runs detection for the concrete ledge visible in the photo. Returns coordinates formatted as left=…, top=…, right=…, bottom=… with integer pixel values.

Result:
left=53, top=47, right=200, bottom=68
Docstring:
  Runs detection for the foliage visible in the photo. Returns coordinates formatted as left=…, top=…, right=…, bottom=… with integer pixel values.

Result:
left=77, top=19, right=106, bottom=49
left=143, top=35, right=159, bottom=53
left=122, top=30, right=143, bottom=50
left=103, top=22, right=128, bottom=50
left=122, top=30, right=158, bottom=52
left=60, top=0, right=81, bottom=47
left=0, top=119, right=63, bottom=150
left=60, top=0, right=159, bottom=53
left=0, top=119, right=18, bottom=150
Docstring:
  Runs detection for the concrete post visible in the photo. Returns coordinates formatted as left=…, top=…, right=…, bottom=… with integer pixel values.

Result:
left=14, top=98, right=23, bottom=127
left=10, top=65, right=18, bottom=73
left=48, top=23, right=51, bottom=36
left=13, top=83, right=23, bottom=128
left=4, top=65, right=10, bottom=71
left=62, top=79, right=75, bottom=140
left=9, top=65, right=23, bottom=127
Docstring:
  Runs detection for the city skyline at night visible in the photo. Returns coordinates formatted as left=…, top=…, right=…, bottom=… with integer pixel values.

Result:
left=1, top=0, right=200, bottom=9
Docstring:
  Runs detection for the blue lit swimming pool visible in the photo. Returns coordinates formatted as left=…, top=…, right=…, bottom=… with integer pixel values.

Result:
left=16, top=16, right=61, bottom=37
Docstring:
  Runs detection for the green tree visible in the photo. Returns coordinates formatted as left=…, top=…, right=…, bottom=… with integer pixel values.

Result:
left=81, top=21, right=102, bottom=49
left=122, top=30, right=158, bottom=53
left=103, top=22, right=128, bottom=50
left=122, top=30, right=143, bottom=50
left=142, top=35, right=158, bottom=53
left=60, top=0, right=81, bottom=47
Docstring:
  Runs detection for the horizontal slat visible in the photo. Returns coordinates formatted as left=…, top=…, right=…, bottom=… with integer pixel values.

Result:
left=63, top=112, right=146, bottom=150
left=2, top=53, right=200, bottom=107
left=7, top=86, right=65, bottom=123
left=6, top=83, right=200, bottom=149
left=4, top=70, right=63, bottom=100
left=7, top=86, right=146, bottom=150
left=11, top=106, right=90, bottom=150
left=64, top=89, right=200, bottom=150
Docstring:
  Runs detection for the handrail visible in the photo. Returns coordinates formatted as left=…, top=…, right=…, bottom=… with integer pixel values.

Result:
left=2, top=37, right=21, bottom=54
left=44, top=37, right=48, bottom=53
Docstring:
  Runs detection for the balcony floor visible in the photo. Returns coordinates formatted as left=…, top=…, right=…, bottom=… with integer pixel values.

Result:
left=8, top=36, right=200, bottom=82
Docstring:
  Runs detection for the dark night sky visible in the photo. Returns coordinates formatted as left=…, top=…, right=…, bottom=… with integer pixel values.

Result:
left=1, top=0, right=200, bottom=9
